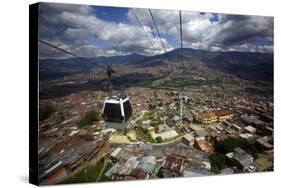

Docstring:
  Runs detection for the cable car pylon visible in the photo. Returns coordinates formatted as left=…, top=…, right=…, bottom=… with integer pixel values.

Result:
left=179, top=10, right=184, bottom=126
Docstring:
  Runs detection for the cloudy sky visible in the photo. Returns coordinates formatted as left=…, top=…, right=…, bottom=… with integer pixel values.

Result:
left=38, top=3, right=273, bottom=59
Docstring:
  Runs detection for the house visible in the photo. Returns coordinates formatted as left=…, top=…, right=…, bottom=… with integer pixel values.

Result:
left=172, top=145, right=189, bottom=159
left=158, top=155, right=185, bottom=178
left=220, top=167, right=234, bottom=175
left=194, top=137, right=214, bottom=154
left=128, top=168, right=149, bottom=180
left=214, top=110, right=234, bottom=122
left=47, top=167, right=68, bottom=184
left=137, top=156, right=157, bottom=174
left=196, top=109, right=233, bottom=124
left=226, top=147, right=254, bottom=170
left=110, top=147, right=122, bottom=161
left=256, top=136, right=273, bottom=150
left=181, top=134, right=195, bottom=146
left=43, top=160, right=68, bottom=184
left=196, top=112, right=217, bottom=124
left=211, top=134, right=228, bottom=142
left=105, top=162, right=123, bottom=178
left=173, top=115, right=181, bottom=123
left=244, top=125, right=256, bottom=134
left=119, top=157, right=140, bottom=176
left=239, top=133, right=254, bottom=141
left=184, top=167, right=214, bottom=177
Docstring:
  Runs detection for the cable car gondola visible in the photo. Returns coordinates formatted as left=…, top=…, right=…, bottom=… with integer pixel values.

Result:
left=102, top=94, right=132, bottom=129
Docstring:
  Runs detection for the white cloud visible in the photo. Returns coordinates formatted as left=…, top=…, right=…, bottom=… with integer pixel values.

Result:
left=39, top=3, right=273, bottom=59
left=39, top=4, right=171, bottom=58
left=128, top=8, right=273, bottom=53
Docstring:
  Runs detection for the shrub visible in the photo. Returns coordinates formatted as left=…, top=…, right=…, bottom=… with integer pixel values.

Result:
left=39, top=105, right=55, bottom=121
left=209, top=152, right=226, bottom=173
left=78, top=110, right=100, bottom=127
left=155, top=136, right=164, bottom=143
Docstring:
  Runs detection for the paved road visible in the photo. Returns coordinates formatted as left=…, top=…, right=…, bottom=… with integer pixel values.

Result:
left=109, top=133, right=184, bottom=150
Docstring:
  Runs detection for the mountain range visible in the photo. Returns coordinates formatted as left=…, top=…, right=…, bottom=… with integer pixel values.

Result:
left=39, top=48, right=273, bottom=82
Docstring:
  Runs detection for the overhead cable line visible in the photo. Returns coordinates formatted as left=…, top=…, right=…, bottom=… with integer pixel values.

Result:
left=148, top=9, right=170, bottom=62
left=39, top=39, right=116, bottom=96
left=179, top=11, right=184, bottom=76
left=131, top=8, right=160, bottom=56
left=39, top=39, right=105, bottom=69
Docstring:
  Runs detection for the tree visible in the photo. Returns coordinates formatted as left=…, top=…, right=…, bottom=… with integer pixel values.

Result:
left=214, top=137, right=256, bottom=154
left=135, top=127, right=155, bottom=143
left=209, top=153, right=226, bottom=174
left=78, top=110, right=100, bottom=127
left=211, top=166, right=221, bottom=174
left=39, top=105, right=55, bottom=121
left=123, top=128, right=129, bottom=135
left=155, top=136, right=164, bottom=143
left=149, top=104, right=156, bottom=110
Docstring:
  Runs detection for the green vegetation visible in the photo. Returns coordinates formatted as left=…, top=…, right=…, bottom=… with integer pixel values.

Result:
left=123, top=128, right=129, bottom=135
left=98, top=161, right=113, bottom=182
left=211, top=166, right=221, bottom=174
left=159, top=79, right=181, bottom=88
left=175, top=126, right=185, bottom=135
left=253, top=154, right=273, bottom=172
left=144, top=111, right=153, bottom=117
left=209, top=153, right=226, bottom=174
left=209, top=137, right=260, bottom=174
left=127, top=136, right=136, bottom=142
left=150, top=120, right=160, bottom=127
left=223, top=78, right=239, bottom=84
left=149, top=104, right=156, bottom=110
left=207, top=77, right=223, bottom=86
left=39, top=105, right=55, bottom=121
left=59, top=158, right=109, bottom=184
left=136, top=119, right=142, bottom=125
left=142, top=110, right=161, bottom=133
left=133, top=79, right=153, bottom=87
left=159, top=77, right=225, bottom=89
left=78, top=110, right=100, bottom=128
left=93, top=127, right=102, bottom=132
left=144, top=111, right=160, bottom=124
left=135, top=127, right=155, bottom=143
left=214, top=137, right=259, bottom=158
left=155, top=136, right=164, bottom=143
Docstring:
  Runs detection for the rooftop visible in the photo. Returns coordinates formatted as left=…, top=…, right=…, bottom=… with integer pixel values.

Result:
left=161, top=155, right=185, bottom=173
